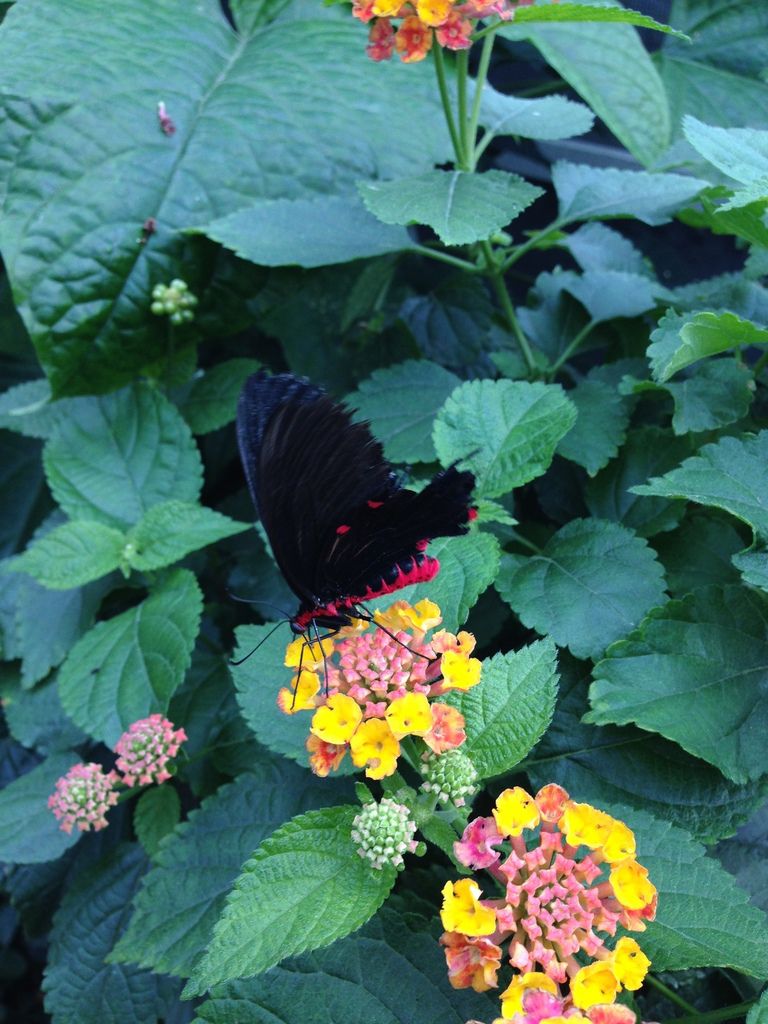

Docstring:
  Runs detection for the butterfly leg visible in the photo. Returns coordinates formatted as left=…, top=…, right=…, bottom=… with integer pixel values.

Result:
left=352, top=603, right=438, bottom=664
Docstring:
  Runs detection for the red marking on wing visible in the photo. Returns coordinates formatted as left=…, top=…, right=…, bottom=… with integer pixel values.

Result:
left=336, top=524, right=351, bottom=535
left=367, top=500, right=384, bottom=509
left=467, top=507, right=478, bottom=521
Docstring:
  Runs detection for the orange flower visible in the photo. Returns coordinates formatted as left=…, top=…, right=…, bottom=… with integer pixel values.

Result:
left=394, top=15, right=433, bottom=61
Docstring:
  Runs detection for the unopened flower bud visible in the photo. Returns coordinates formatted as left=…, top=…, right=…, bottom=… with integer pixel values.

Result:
left=420, top=747, right=478, bottom=806
left=351, top=797, right=419, bottom=870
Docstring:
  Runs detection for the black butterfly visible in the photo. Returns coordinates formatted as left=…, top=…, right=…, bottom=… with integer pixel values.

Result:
left=236, top=370, right=476, bottom=639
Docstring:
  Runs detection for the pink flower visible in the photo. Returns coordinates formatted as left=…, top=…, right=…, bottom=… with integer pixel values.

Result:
left=367, top=15, right=396, bottom=58
left=48, top=762, right=119, bottom=834
left=435, top=10, right=473, bottom=48
left=114, top=714, right=187, bottom=787
left=455, top=815, right=504, bottom=869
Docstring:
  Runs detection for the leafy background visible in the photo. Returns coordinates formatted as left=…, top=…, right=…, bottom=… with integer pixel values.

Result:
left=0, top=0, right=767, bottom=1022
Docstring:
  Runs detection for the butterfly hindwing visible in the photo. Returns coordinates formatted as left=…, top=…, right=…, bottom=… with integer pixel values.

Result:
left=236, top=370, right=475, bottom=621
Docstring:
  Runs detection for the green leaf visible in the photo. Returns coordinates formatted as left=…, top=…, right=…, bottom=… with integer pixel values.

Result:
left=0, top=432, right=48, bottom=559
left=401, top=532, right=501, bottom=633
left=562, top=222, right=652, bottom=276
left=0, top=3, right=451, bottom=394
left=733, top=548, right=768, bottom=593
left=195, top=906, right=496, bottom=1024
left=133, top=786, right=181, bottom=861
left=359, top=170, right=543, bottom=247
left=748, top=990, right=768, bottom=1024
left=0, top=377, right=63, bottom=438
left=113, top=761, right=351, bottom=977
left=504, top=13, right=671, bottom=166
left=8, top=519, right=126, bottom=589
left=561, top=269, right=670, bottom=322
left=0, top=751, right=81, bottom=864
left=683, top=116, right=768, bottom=186
left=625, top=805, right=768, bottom=976
left=633, top=431, right=768, bottom=541
left=196, top=194, right=414, bottom=268
left=528, top=661, right=768, bottom=844
left=125, top=501, right=250, bottom=572
left=588, top=584, right=768, bottom=784
left=648, top=309, right=768, bottom=382
left=58, top=568, right=202, bottom=746
left=552, top=162, right=708, bottom=225
left=556, top=378, right=630, bottom=475
left=44, top=844, right=176, bottom=1024
left=507, top=1, right=683, bottom=34
left=664, top=359, right=754, bottom=434
left=184, top=805, right=396, bottom=995
left=718, top=802, right=768, bottom=916
left=433, top=379, right=577, bottom=499
left=453, top=639, right=558, bottom=781
left=2, top=675, right=86, bottom=755
left=497, top=519, right=667, bottom=660
left=654, top=514, right=743, bottom=598
left=348, top=360, right=461, bottom=464
left=478, top=86, right=594, bottom=144
left=585, top=427, right=692, bottom=537
left=43, top=384, right=202, bottom=530
left=177, top=358, right=261, bottom=435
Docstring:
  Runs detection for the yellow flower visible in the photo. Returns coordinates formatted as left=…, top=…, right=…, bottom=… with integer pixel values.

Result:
left=432, top=628, right=476, bottom=656
left=284, top=635, right=334, bottom=671
left=610, top=858, right=657, bottom=911
left=602, top=818, right=636, bottom=863
left=385, top=692, right=433, bottom=739
left=541, top=1018, right=587, bottom=1024
left=440, top=878, right=496, bottom=936
left=441, top=650, right=482, bottom=690
left=610, top=936, right=651, bottom=990
left=277, top=672, right=320, bottom=714
left=310, top=694, right=362, bottom=744
left=416, top=0, right=453, bottom=25
left=374, top=600, right=417, bottom=633
left=493, top=786, right=540, bottom=837
left=402, top=598, right=442, bottom=632
left=499, top=972, right=557, bottom=1017
left=571, top=961, right=620, bottom=1010
left=560, top=802, right=613, bottom=849
left=349, top=719, right=400, bottom=779
left=371, top=0, right=402, bottom=14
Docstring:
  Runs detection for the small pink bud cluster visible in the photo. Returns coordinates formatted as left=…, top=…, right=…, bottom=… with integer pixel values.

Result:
left=114, top=714, right=187, bottom=787
left=47, top=763, right=119, bottom=834
left=48, top=715, right=187, bottom=834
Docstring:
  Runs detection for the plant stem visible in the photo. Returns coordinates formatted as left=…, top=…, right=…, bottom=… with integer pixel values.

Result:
left=482, top=243, right=536, bottom=374
left=411, top=243, right=479, bottom=272
left=752, top=346, right=768, bottom=377
left=660, top=1001, right=755, bottom=1024
left=456, top=48, right=470, bottom=168
left=469, top=33, right=495, bottom=169
left=646, top=975, right=699, bottom=1016
left=548, top=320, right=596, bottom=377
left=501, top=218, right=565, bottom=272
left=433, top=46, right=463, bottom=165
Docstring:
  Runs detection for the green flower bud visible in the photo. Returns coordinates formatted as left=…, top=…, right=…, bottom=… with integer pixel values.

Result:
left=350, top=797, right=419, bottom=871
left=420, top=748, right=478, bottom=808
left=150, top=279, right=197, bottom=323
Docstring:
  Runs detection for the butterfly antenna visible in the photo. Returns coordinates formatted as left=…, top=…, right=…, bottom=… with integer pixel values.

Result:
left=226, top=590, right=293, bottom=620
left=229, top=619, right=288, bottom=666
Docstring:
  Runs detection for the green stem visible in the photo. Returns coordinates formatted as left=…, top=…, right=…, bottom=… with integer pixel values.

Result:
left=411, top=243, right=479, bottom=273
left=501, top=218, right=566, bottom=272
left=433, top=46, right=463, bottom=165
left=456, top=48, right=470, bottom=168
left=646, top=975, right=699, bottom=1016
left=548, top=320, right=596, bottom=377
left=752, top=347, right=768, bottom=377
left=483, top=246, right=536, bottom=374
left=660, top=1001, right=755, bottom=1024
left=468, top=33, right=495, bottom=170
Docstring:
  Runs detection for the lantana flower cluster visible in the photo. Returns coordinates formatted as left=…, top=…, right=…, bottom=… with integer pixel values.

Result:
left=440, top=784, right=656, bottom=1023
left=352, top=0, right=535, bottom=63
left=48, top=715, right=186, bottom=834
left=278, top=599, right=481, bottom=780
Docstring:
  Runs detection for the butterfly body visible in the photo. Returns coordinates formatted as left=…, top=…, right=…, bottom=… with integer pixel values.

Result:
left=236, top=370, right=475, bottom=635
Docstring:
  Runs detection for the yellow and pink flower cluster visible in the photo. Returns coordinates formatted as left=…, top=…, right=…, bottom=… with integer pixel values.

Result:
left=277, top=599, right=481, bottom=779
left=440, top=784, right=657, bottom=1023
left=352, top=0, right=536, bottom=62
